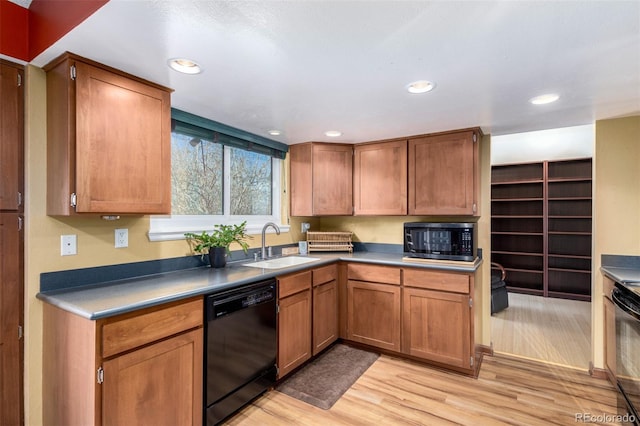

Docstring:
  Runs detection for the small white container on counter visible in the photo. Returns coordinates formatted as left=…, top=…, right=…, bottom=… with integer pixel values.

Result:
left=298, top=241, right=308, bottom=255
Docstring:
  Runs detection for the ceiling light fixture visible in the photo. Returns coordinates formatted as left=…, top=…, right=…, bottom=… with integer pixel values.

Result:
left=324, top=130, right=342, bottom=137
left=529, top=93, right=560, bottom=105
left=407, top=80, right=436, bottom=94
left=268, top=130, right=282, bottom=136
left=167, top=58, right=202, bottom=74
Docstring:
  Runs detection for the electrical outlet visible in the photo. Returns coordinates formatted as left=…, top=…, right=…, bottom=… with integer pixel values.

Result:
left=115, top=228, right=128, bottom=248
left=301, top=222, right=311, bottom=233
left=61, top=235, right=77, bottom=256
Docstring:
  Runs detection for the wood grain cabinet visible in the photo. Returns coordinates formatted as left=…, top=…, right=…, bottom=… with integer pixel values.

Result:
left=44, top=52, right=172, bottom=216
left=0, top=59, right=24, bottom=426
left=277, top=270, right=312, bottom=378
left=0, top=60, right=24, bottom=211
left=43, top=298, right=203, bottom=426
left=312, top=264, right=339, bottom=355
left=408, top=128, right=480, bottom=216
left=402, top=268, right=473, bottom=370
left=346, top=264, right=401, bottom=352
left=353, top=140, right=407, bottom=215
left=603, top=276, right=616, bottom=382
left=290, top=142, right=353, bottom=216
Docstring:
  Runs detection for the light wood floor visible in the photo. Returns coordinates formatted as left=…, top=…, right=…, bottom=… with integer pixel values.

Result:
left=225, top=353, right=619, bottom=425
left=491, top=293, right=592, bottom=369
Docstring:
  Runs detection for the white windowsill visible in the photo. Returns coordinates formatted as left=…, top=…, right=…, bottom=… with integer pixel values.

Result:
left=148, top=223, right=291, bottom=242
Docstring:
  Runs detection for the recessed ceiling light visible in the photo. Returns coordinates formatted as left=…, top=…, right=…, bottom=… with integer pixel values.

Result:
left=529, top=93, right=559, bottom=105
left=407, top=80, right=436, bottom=94
left=324, top=130, right=342, bottom=137
left=167, top=58, right=202, bottom=75
left=268, top=130, right=282, bottom=136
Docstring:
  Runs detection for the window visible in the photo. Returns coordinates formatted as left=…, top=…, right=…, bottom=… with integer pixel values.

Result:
left=149, top=110, right=289, bottom=241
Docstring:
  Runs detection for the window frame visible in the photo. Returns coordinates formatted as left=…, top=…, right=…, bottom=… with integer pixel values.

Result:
left=149, top=111, right=290, bottom=242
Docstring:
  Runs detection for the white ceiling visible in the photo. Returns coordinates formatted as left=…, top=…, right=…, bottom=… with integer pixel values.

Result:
left=29, top=0, right=640, bottom=145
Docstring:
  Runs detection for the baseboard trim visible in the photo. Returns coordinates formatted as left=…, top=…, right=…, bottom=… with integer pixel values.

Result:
left=588, top=362, right=609, bottom=380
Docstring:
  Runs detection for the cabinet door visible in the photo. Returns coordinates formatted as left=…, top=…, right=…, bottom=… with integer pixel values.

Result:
left=402, top=287, right=471, bottom=369
left=74, top=60, right=171, bottom=214
left=347, top=280, right=400, bottom=351
left=313, top=279, right=338, bottom=355
left=0, top=62, right=23, bottom=211
left=102, top=328, right=203, bottom=426
left=277, top=289, right=312, bottom=378
left=289, top=143, right=313, bottom=216
left=408, top=130, right=478, bottom=215
left=0, top=213, right=23, bottom=426
left=312, top=144, right=353, bottom=215
left=354, top=140, right=407, bottom=215
left=604, top=295, right=616, bottom=381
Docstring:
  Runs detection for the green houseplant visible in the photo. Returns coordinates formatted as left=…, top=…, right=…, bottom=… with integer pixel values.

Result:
left=185, top=221, right=251, bottom=268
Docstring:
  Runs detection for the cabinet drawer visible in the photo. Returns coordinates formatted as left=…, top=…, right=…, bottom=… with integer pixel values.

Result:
left=313, top=264, right=337, bottom=286
left=347, top=263, right=400, bottom=285
left=279, top=270, right=312, bottom=298
left=403, top=268, right=470, bottom=294
left=102, top=298, right=203, bottom=358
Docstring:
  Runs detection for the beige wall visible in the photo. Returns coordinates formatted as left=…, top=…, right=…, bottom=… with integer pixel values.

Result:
left=592, top=115, right=640, bottom=369
left=23, top=66, right=312, bottom=425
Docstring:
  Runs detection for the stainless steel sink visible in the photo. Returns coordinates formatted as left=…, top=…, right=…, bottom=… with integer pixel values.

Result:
left=243, top=256, right=320, bottom=269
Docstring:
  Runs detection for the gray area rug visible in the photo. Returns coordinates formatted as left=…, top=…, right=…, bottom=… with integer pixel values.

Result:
left=277, top=343, right=379, bottom=410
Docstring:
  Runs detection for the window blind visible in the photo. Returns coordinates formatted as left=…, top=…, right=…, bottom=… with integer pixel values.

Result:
left=171, top=108, right=288, bottom=159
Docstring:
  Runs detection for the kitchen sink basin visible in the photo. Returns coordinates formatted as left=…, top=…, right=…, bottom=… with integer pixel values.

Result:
left=243, top=256, right=320, bottom=269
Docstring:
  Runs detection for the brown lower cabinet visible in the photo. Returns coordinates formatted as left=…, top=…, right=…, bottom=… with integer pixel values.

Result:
left=312, top=264, right=339, bottom=355
left=603, top=275, right=616, bottom=382
left=345, top=263, right=476, bottom=372
left=277, top=265, right=340, bottom=378
left=402, top=268, right=473, bottom=370
left=347, top=280, right=401, bottom=352
left=43, top=297, right=203, bottom=426
left=277, top=270, right=313, bottom=378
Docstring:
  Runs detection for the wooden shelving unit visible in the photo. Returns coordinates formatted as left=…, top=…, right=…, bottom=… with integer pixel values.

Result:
left=491, top=158, right=592, bottom=301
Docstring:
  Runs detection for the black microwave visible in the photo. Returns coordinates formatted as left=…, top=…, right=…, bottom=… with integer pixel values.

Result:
left=404, top=222, right=476, bottom=261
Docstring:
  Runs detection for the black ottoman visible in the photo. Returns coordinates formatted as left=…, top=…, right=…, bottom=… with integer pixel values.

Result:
left=491, top=262, right=509, bottom=315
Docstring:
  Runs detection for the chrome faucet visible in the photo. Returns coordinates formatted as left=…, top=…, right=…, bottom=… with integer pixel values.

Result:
left=261, top=222, right=281, bottom=260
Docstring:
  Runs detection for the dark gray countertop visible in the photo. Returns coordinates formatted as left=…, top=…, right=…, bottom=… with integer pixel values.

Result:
left=601, top=254, right=640, bottom=286
left=601, top=266, right=640, bottom=285
left=37, top=252, right=482, bottom=320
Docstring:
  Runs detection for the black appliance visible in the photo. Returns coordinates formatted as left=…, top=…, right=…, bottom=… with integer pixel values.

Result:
left=613, top=282, right=640, bottom=425
left=205, top=279, right=277, bottom=425
left=404, top=222, right=476, bottom=261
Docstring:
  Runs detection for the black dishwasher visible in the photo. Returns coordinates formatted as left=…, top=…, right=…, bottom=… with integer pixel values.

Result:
left=204, top=279, right=277, bottom=425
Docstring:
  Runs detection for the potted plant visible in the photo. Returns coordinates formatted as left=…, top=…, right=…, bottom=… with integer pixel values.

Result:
left=185, top=221, right=251, bottom=268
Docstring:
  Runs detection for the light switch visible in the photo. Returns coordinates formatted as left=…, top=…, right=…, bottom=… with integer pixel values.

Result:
left=61, top=235, right=77, bottom=256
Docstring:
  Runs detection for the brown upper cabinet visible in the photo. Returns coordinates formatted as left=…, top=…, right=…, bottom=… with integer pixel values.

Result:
left=44, top=52, right=172, bottom=216
left=290, top=142, right=353, bottom=216
left=290, top=128, right=480, bottom=217
left=408, top=128, right=481, bottom=216
left=354, top=139, right=407, bottom=215
left=0, top=61, right=24, bottom=212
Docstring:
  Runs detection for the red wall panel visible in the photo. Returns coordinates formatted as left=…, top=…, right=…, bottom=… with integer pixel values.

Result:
left=0, top=0, right=29, bottom=61
left=0, top=0, right=108, bottom=62
left=28, top=0, right=108, bottom=60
